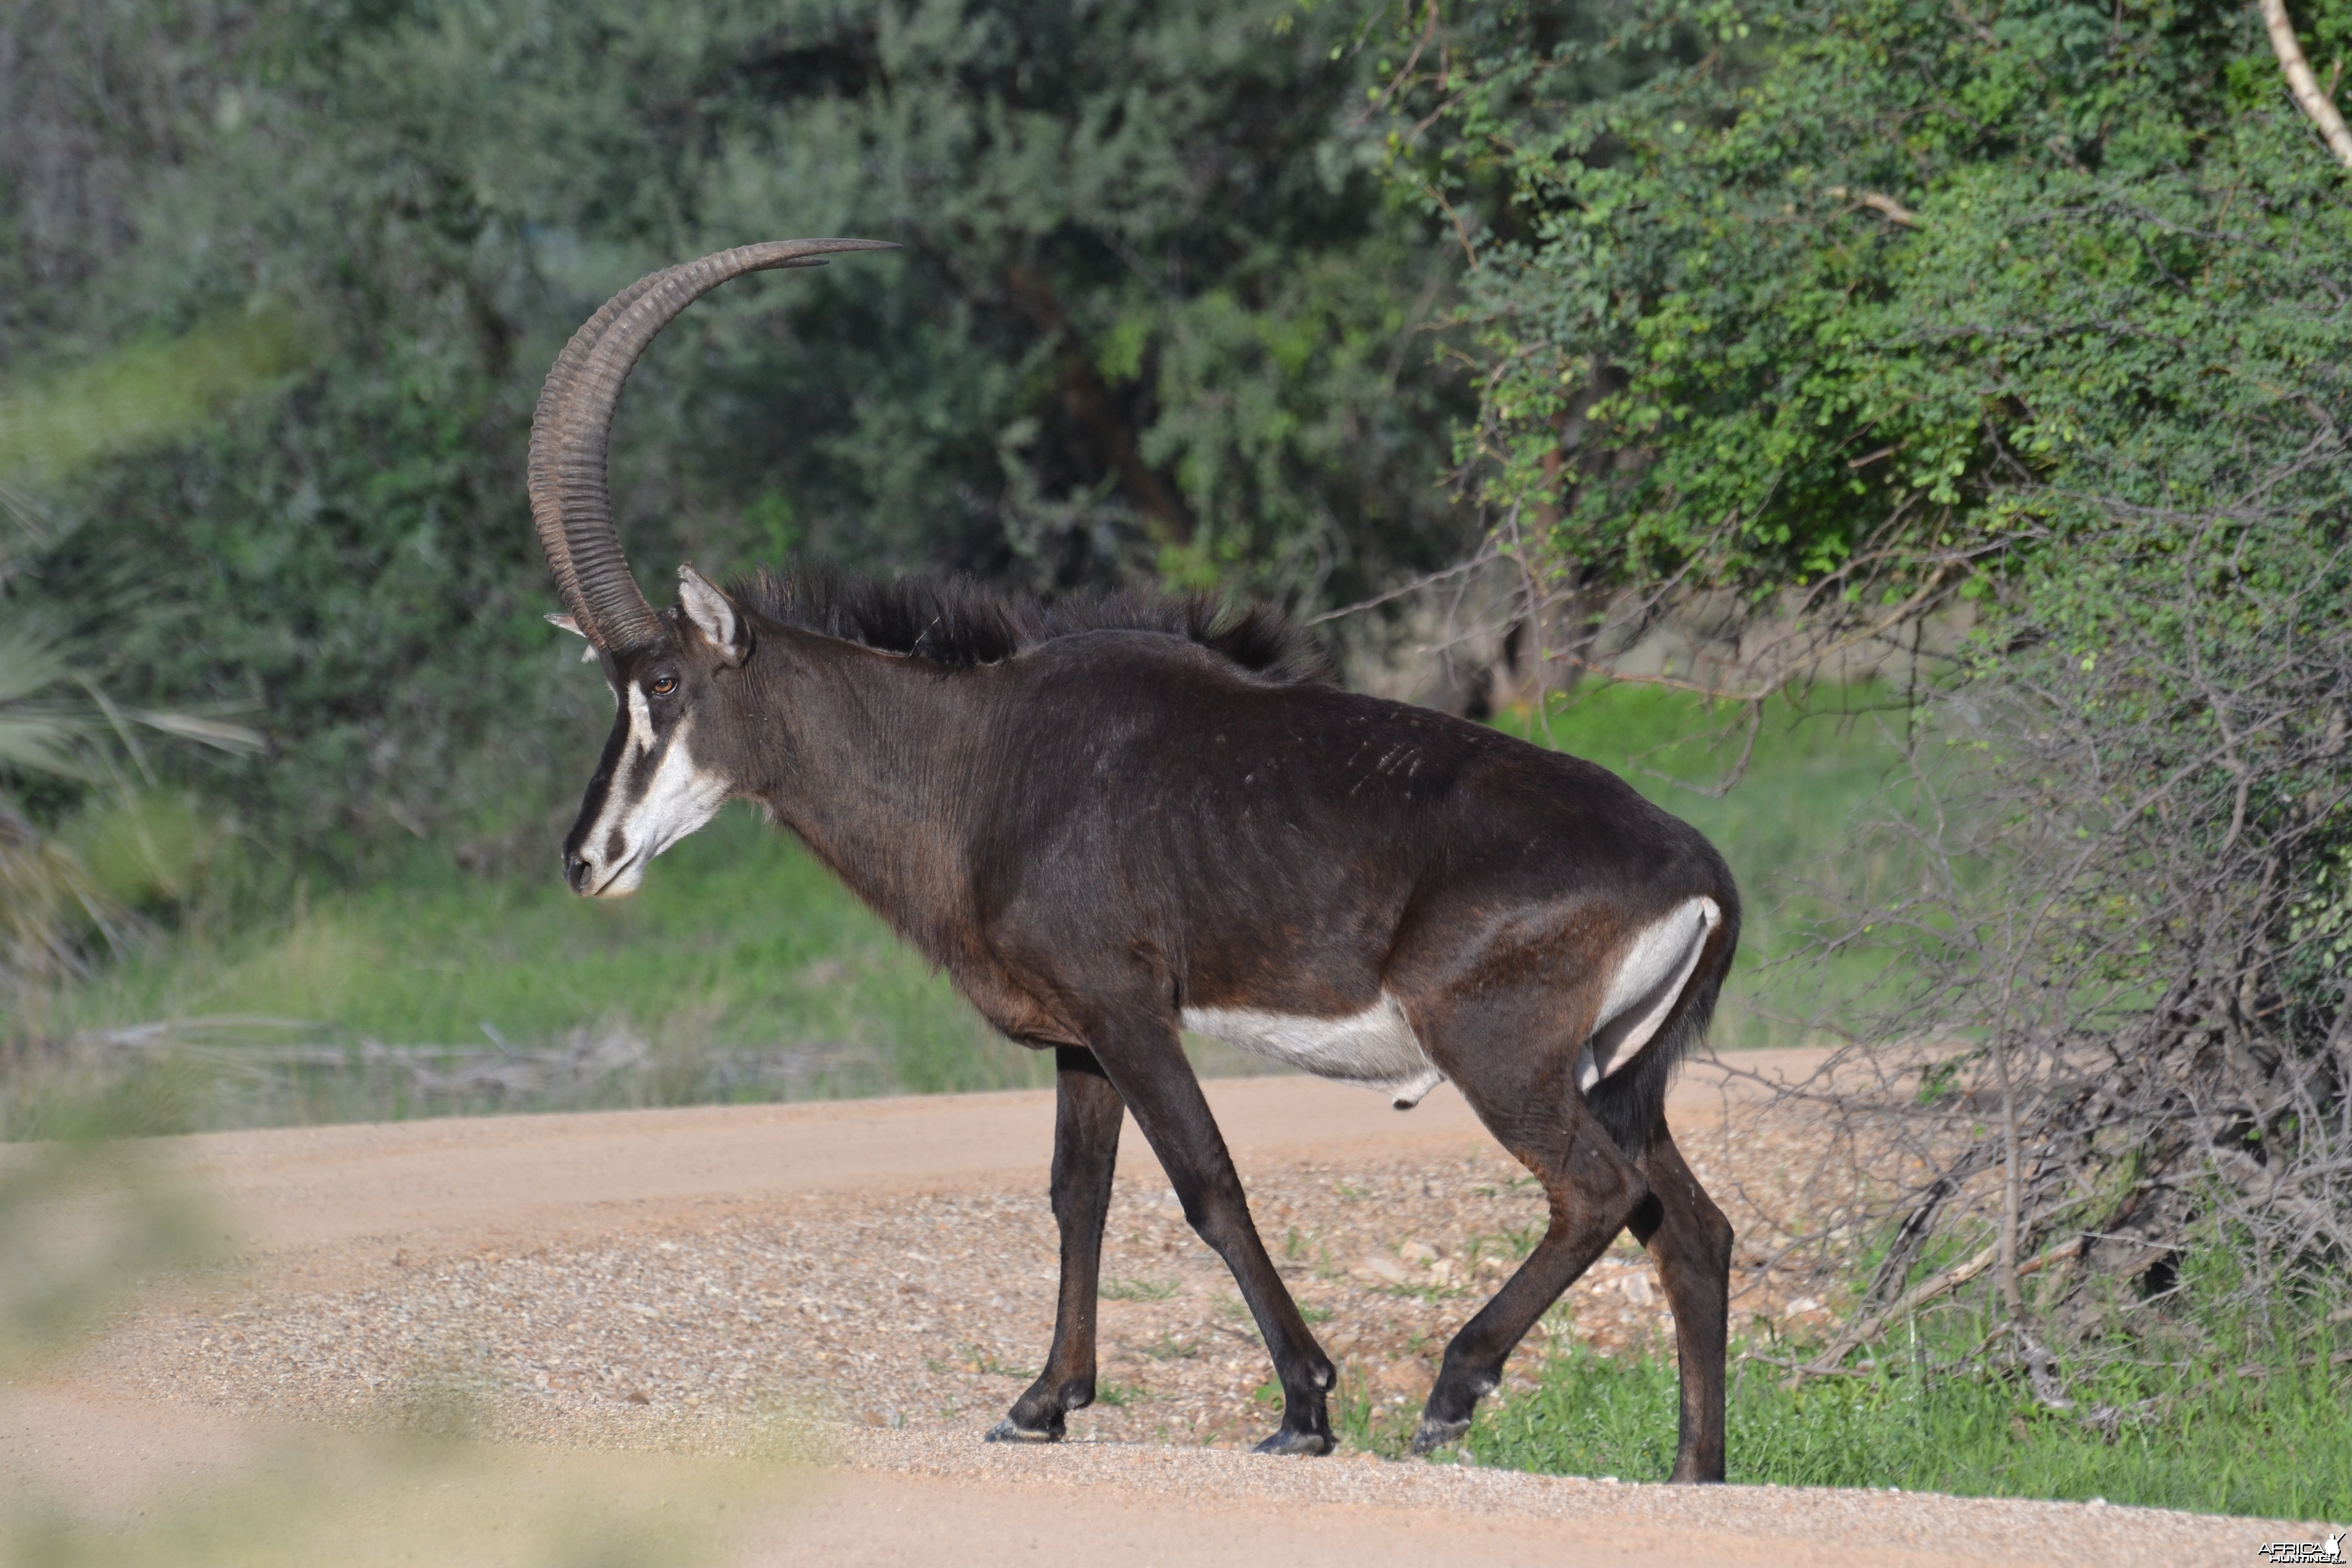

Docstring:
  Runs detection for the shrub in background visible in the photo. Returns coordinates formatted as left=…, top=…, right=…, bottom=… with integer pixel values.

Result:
left=1387, top=0, right=2352, bottom=1358
left=1, top=0, right=1476, bottom=866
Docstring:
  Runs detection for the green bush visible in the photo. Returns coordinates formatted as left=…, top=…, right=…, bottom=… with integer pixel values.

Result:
left=1383, top=0, right=2352, bottom=1352
left=1395, top=0, right=2352, bottom=600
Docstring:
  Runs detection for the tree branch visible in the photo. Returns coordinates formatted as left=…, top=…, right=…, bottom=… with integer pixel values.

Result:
left=2261, top=0, right=2352, bottom=169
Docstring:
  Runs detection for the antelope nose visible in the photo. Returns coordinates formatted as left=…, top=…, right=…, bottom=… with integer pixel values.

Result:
left=565, top=854, right=593, bottom=893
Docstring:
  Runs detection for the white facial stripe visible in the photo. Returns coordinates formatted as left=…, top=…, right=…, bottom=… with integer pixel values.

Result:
left=627, top=714, right=731, bottom=854
left=580, top=694, right=732, bottom=898
left=626, top=682, right=655, bottom=755
left=1182, top=993, right=1445, bottom=1109
left=1577, top=895, right=1721, bottom=1091
left=586, top=681, right=655, bottom=818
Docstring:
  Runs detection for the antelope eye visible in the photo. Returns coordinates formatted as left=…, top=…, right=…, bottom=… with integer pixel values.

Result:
left=650, top=675, right=678, bottom=697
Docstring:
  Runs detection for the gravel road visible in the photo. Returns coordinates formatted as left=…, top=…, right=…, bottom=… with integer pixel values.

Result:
left=4, top=1053, right=2331, bottom=1566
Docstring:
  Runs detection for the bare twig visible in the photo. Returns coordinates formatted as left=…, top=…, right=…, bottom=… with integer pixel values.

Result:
left=1305, top=546, right=1499, bottom=626
left=1788, top=1236, right=2086, bottom=1385
left=1827, top=186, right=1923, bottom=227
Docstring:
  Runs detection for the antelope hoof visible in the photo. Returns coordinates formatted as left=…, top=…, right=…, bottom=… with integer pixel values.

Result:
left=985, top=1417, right=1063, bottom=1444
left=1251, top=1426, right=1335, bottom=1457
left=1408, top=1415, right=1470, bottom=1455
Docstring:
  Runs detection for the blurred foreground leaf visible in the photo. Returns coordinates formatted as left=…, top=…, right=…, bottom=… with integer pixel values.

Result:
left=0, top=1132, right=219, bottom=1377
left=0, top=303, right=313, bottom=483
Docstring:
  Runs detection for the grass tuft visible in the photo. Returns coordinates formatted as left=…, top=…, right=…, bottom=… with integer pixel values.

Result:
left=1461, top=1309, right=2352, bottom=1520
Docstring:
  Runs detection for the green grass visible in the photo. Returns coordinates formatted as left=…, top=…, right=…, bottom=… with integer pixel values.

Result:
left=45, top=802, right=1034, bottom=1099
left=1440, top=1311, right=2352, bottom=1521
left=29, top=680, right=1904, bottom=1120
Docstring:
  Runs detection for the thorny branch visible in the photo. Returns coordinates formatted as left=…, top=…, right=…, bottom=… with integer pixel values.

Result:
left=1757, top=519, right=2352, bottom=1400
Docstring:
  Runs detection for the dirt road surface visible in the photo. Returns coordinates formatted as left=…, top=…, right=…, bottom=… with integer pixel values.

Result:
left=1, top=1050, right=2325, bottom=1566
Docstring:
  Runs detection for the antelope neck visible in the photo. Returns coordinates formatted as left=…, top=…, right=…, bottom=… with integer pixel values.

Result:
left=745, top=630, right=989, bottom=955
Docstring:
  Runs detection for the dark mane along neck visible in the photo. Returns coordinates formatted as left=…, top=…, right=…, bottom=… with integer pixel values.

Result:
left=734, top=564, right=1334, bottom=682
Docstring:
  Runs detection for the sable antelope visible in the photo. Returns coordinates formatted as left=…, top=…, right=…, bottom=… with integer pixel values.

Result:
left=530, top=239, right=1742, bottom=1477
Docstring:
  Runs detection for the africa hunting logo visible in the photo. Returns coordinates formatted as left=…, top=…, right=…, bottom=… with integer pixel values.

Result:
left=2257, top=1532, right=2344, bottom=1563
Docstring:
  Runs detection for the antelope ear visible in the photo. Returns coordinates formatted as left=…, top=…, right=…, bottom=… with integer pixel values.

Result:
left=678, top=564, right=750, bottom=667
left=546, top=612, right=598, bottom=661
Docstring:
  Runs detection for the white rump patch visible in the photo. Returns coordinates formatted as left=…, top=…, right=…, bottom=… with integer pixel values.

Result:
left=1182, top=993, right=1444, bottom=1110
left=1575, top=895, right=1722, bottom=1092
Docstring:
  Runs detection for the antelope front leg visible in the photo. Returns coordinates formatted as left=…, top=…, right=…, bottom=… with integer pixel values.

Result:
left=1085, top=1017, right=1336, bottom=1456
left=990, top=1046, right=1123, bottom=1442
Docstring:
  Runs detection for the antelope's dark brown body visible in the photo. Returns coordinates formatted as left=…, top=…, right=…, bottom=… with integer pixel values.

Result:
left=528, top=242, right=1745, bottom=1476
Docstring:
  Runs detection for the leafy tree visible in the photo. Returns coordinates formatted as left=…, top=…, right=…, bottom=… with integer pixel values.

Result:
left=1, top=0, right=1473, bottom=861
left=1391, top=0, right=2348, bottom=604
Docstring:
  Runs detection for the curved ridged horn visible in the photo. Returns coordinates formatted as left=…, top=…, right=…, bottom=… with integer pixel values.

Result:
left=528, top=238, right=897, bottom=651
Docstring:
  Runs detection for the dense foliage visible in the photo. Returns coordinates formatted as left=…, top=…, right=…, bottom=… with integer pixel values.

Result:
left=1397, top=0, right=2350, bottom=600
left=1391, top=0, right=2352, bottom=1343
left=0, top=0, right=1474, bottom=863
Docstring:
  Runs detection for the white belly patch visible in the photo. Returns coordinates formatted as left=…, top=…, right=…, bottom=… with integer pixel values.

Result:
left=1181, top=993, right=1444, bottom=1110
left=1576, top=895, right=1722, bottom=1092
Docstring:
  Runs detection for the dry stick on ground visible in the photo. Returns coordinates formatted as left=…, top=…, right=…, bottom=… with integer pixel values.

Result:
left=1787, top=1236, right=2087, bottom=1387
left=2262, top=0, right=2352, bottom=168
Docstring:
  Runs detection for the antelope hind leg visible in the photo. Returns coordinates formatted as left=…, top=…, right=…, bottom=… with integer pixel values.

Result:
left=1414, top=1071, right=1647, bottom=1454
left=1626, top=1122, right=1732, bottom=1482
